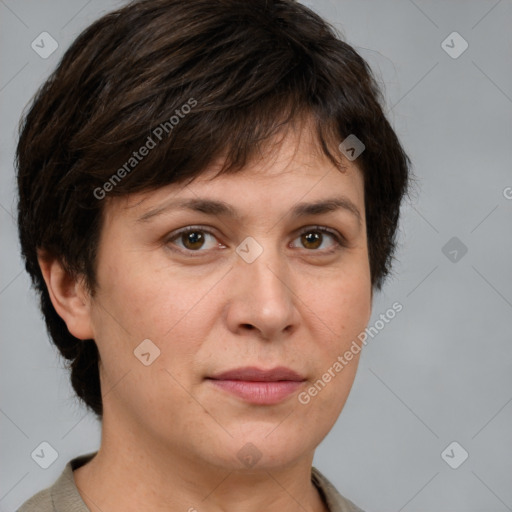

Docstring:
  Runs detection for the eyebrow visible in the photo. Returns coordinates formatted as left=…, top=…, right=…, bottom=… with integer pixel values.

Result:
left=136, top=196, right=362, bottom=225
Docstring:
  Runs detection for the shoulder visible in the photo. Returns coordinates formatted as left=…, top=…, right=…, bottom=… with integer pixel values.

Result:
left=17, top=487, right=53, bottom=512
left=16, top=452, right=97, bottom=512
left=312, top=466, right=366, bottom=512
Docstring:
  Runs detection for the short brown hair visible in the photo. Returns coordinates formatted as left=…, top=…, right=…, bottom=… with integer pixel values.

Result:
left=16, top=0, right=412, bottom=419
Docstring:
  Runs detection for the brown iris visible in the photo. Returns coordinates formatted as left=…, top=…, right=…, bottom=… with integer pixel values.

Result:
left=179, top=229, right=326, bottom=252
left=301, top=231, right=322, bottom=250
left=181, top=231, right=205, bottom=250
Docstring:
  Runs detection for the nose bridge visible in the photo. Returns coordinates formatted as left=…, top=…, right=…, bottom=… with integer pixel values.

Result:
left=240, top=235, right=289, bottom=295
left=232, top=234, right=295, bottom=332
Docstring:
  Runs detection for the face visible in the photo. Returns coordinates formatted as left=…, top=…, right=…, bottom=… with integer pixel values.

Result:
left=85, top=123, right=372, bottom=471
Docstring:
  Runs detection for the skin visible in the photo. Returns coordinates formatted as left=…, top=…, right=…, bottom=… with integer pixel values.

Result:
left=39, top=121, right=373, bottom=512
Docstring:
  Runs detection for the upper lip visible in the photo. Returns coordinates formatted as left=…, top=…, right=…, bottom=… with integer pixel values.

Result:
left=208, top=366, right=306, bottom=382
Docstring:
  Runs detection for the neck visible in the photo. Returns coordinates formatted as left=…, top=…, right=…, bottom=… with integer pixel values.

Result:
left=73, top=411, right=328, bottom=512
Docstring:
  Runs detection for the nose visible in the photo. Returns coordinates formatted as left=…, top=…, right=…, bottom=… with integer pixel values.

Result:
left=224, top=240, right=298, bottom=341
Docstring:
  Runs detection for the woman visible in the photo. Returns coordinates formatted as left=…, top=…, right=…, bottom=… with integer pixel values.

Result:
left=16, top=0, right=411, bottom=510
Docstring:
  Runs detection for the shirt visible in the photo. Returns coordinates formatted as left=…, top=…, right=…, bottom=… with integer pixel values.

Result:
left=17, top=452, right=364, bottom=512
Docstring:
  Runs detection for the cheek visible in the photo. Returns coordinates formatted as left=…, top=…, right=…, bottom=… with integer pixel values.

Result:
left=296, top=263, right=371, bottom=408
left=332, top=285, right=371, bottom=343
left=90, top=253, right=210, bottom=415
left=303, top=267, right=371, bottom=348
left=95, top=248, right=179, bottom=332
left=296, top=280, right=369, bottom=438
left=88, top=249, right=166, bottom=368
left=91, top=250, right=220, bottom=370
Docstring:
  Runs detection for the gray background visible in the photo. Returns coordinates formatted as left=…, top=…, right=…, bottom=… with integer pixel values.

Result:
left=1, top=1, right=511, bottom=511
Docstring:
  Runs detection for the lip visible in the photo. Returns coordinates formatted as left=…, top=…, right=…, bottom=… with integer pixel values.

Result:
left=206, top=366, right=306, bottom=405
left=208, top=366, right=305, bottom=382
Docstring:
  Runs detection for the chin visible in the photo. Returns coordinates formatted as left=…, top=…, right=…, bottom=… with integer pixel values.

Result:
left=214, top=432, right=311, bottom=471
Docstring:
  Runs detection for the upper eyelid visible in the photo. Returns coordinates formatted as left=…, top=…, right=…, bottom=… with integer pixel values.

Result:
left=166, top=225, right=344, bottom=249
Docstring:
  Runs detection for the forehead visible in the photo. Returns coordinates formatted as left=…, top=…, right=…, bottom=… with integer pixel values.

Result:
left=116, top=121, right=365, bottom=223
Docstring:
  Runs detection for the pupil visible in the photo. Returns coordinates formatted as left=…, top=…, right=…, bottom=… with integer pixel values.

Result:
left=181, top=231, right=324, bottom=251
left=303, top=232, right=321, bottom=249
left=185, top=231, right=203, bottom=248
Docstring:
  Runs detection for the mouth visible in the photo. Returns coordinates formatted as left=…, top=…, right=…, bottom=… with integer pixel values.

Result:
left=206, top=366, right=307, bottom=405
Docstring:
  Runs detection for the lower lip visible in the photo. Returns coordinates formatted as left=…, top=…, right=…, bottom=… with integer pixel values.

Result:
left=208, top=379, right=305, bottom=405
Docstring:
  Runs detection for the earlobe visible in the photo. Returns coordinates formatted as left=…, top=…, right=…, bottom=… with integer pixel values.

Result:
left=37, top=251, right=95, bottom=340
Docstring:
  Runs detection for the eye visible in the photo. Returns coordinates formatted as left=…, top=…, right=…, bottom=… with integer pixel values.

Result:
left=291, top=226, right=345, bottom=253
left=165, top=225, right=345, bottom=256
left=166, top=226, right=221, bottom=253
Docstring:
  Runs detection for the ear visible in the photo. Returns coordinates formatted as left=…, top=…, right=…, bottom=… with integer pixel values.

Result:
left=37, top=250, right=95, bottom=340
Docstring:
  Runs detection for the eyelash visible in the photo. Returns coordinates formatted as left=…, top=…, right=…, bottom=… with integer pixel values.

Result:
left=165, top=225, right=346, bottom=257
